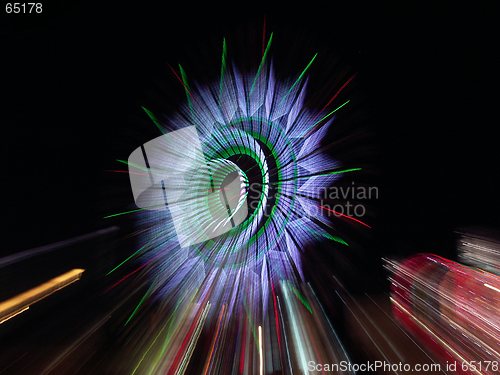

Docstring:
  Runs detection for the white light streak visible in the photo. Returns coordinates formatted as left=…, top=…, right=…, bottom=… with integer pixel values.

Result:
left=484, top=283, right=500, bottom=293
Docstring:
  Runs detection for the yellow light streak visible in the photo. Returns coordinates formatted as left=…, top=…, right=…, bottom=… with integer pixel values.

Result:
left=0, top=269, right=85, bottom=324
left=0, top=306, right=29, bottom=324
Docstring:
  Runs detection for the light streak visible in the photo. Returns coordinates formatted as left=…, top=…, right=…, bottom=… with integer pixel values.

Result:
left=319, top=205, right=371, bottom=228
left=249, top=32, right=273, bottom=95
left=0, top=352, right=27, bottom=374
left=0, top=306, right=29, bottom=325
left=310, top=73, right=357, bottom=125
left=391, top=297, right=483, bottom=375
left=484, top=283, right=500, bottom=293
left=150, top=289, right=190, bottom=371
left=259, top=325, right=263, bottom=375
left=117, top=38, right=371, bottom=374
left=168, top=302, right=211, bottom=375
left=106, top=228, right=169, bottom=275
left=219, top=38, right=227, bottom=103
left=115, top=158, right=159, bottom=174
left=301, top=100, right=350, bottom=137
left=142, top=106, right=166, bottom=134
left=282, top=282, right=309, bottom=373
left=131, top=314, right=176, bottom=375
left=125, top=283, right=154, bottom=326
left=103, top=204, right=168, bottom=218
left=280, top=53, right=318, bottom=105
left=242, top=297, right=260, bottom=353
left=391, top=254, right=500, bottom=373
left=229, top=193, right=242, bottom=202
left=0, top=269, right=84, bottom=324
left=276, top=296, right=294, bottom=375
left=42, top=316, right=110, bottom=374
left=203, top=187, right=230, bottom=193
left=271, top=279, right=282, bottom=352
left=176, top=302, right=211, bottom=375
left=296, top=298, right=326, bottom=375
left=167, top=62, right=203, bottom=112
left=202, top=305, right=225, bottom=375
left=104, top=243, right=173, bottom=293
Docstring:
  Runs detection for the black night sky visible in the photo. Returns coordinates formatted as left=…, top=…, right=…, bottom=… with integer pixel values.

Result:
left=4, top=1, right=499, bottom=262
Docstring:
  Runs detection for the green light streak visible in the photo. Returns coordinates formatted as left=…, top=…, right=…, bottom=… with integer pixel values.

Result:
left=142, top=106, right=165, bottom=135
left=304, top=228, right=348, bottom=246
left=151, top=288, right=197, bottom=372
left=103, top=204, right=167, bottom=219
left=219, top=38, right=227, bottom=104
left=292, top=285, right=312, bottom=313
left=331, top=236, right=348, bottom=245
left=131, top=314, right=175, bottom=374
left=301, top=100, right=350, bottom=137
left=282, top=282, right=310, bottom=368
left=249, top=32, right=273, bottom=96
left=320, top=167, right=361, bottom=175
left=179, top=64, right=194, bottom=120
left=125, top=283, right=154, bottom=326
left=279, top=53, right=317, bottom=105
left=115, top=159, right=162, bottom=176
left=106, top=228, right=169, bottom=275
left=242, top=297, right=260, bottom=353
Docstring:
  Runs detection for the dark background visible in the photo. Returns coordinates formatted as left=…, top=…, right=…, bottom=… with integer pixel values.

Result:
left=3, top=1, right=499, bottom=261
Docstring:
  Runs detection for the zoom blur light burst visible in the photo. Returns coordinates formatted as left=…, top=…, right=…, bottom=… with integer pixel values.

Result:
left=118, top=35, right=364, bottom=374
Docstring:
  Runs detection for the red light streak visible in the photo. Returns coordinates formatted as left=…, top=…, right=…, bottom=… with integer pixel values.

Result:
left=309, top=73, right=358, bottom=134
left=166, top=303, right=207, bottom=375
left=102, top=245, right=175, bottom=294
left=229, top=193, right=241, bottom=202
left=167, top=63, right=203, bottom=111
left=318, top=205, right=371, bottom=228
left=203, top=188, right=230, bottom=193
left=271, top=279, right=282, bottom=352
